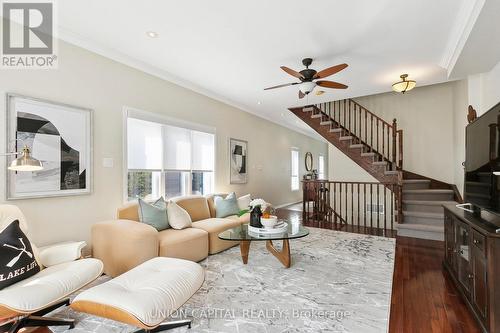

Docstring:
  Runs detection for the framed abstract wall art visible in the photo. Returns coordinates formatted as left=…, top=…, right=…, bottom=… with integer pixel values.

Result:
left=229, top=138, right=247, bottom=184
left=6, top=94, right=93, bottom=199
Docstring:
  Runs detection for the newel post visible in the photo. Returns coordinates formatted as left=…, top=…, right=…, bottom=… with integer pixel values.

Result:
left=392, top=118, right=397, bottom=166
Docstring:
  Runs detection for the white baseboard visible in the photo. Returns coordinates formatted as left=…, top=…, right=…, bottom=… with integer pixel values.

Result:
left=275, top=200, right=302, bottom=209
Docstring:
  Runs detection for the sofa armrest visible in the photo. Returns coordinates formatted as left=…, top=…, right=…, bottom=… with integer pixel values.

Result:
left=92, top=220, right=159, bottom=277
left=38, top=241, right=86, bottom=267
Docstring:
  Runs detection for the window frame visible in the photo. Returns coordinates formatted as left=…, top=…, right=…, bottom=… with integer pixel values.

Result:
left=123, top=107, right=216, bottom=202
left=318, top=154, right=325, bottom=179
left=291, top=148, right=300, bottom=191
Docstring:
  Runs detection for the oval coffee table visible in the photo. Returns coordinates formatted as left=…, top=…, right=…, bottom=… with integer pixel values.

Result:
left=218, top=222, right=309, bottom=268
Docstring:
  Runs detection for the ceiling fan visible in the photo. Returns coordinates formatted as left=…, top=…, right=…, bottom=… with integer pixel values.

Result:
left=264, top=58, right=348, bottom=99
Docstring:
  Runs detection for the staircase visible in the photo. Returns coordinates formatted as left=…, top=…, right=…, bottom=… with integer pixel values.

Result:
left=290, top=99, right=462, bottom=241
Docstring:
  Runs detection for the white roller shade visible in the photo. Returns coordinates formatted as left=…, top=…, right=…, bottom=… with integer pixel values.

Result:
left=127, top=118, right=162, bottom=170
left=163, top=125, right=191, bottom=170
left=192, top=130, right=215, bottom=171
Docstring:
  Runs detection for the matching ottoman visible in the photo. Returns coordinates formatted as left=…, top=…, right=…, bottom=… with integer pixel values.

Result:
left=71, top=257, right=204, bottom=332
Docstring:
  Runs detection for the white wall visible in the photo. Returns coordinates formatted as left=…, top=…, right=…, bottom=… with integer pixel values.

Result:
left=0, top=41, right=327, bottom=246
left=468, top=60, right=500, bottom=115
left=327, top=80, right=469, bottom=194
left=451, top=80, right=469, bottom=195
left=328, top=144, right=377, bottom=182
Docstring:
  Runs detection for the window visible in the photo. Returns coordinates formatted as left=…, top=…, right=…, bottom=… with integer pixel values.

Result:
left=291, top=148, right=299, bottom=191
left=126, top=116, right=215, bottom=201
left=318, top=154, right=325, bottom=179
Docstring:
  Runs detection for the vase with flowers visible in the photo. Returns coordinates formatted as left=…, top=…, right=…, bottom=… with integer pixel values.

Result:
left=248, top=199, right=274, bottom=228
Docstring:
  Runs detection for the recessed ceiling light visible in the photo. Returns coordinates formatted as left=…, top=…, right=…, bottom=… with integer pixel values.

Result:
left=146, top=31, right=159, bottom=38
left=257, top=101, right=261, bottom=105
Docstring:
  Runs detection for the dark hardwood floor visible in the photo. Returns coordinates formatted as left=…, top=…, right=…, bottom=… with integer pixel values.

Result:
left=276, top=207, right=482, bottom=333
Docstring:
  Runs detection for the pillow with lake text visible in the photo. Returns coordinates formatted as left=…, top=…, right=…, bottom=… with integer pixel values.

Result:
left=0, top=220, right=41, bottom=289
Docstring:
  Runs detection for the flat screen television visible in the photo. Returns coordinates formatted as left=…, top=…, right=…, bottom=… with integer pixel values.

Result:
left=464, top=101, right=500, bottom=215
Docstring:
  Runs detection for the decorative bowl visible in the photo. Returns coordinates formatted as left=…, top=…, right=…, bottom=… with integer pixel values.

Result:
left=261, top=215, right=278, bottom=229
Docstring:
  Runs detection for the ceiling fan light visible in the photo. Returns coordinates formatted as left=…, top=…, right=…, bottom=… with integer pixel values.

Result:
left=299, top=82, right=316, bottom=94
left=392, top=74, right=416, bottom=93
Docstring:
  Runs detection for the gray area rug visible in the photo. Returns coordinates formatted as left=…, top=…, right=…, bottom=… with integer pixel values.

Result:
left=51, top=228, right=395, bottom=333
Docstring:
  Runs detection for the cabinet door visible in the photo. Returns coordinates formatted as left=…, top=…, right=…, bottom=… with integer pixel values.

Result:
left=471, top=236, right=488, bottom=322
left=444, top=214, right=455, bottom=268
left=455, top=220, right=472, bottom=296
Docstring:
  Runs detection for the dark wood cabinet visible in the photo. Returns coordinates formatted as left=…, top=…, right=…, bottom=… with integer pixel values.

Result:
left=443, top=204, right=500, bottom=333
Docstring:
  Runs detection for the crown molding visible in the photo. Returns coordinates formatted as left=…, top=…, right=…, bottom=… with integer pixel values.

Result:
left=440, top=0, right=485, bottom=77
left=57, top=27, right=324, bottom=142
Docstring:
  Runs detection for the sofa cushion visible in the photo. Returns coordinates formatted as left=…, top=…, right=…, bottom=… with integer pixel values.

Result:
left=158, top=228, right=208, bottom=262
left=138, top=198, right=169, bottom=231
left=192, top=218, right=240, bottom=254
left=206, top=193, right=228, bottom=218
left=0, top=220, right=41, bottom=290
left=214, top=192, right=240, bottom=218
left=226, top=212, right=250, bottom=224
left=167, top=202, right=192, bottom=230
left=117, top=202, right=140, bottom=221
left=172, top=196, right=211, bottom=222
left=237, top=194, right=252, bottom=211
left=0, top=258, right=103, bottom=314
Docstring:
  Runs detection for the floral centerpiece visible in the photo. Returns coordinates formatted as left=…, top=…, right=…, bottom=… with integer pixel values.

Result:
left=248, top=198, right=274, bottom=217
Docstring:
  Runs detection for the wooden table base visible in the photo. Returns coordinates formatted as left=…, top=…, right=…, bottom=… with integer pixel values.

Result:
left=239, top=239, right=291, bottom=268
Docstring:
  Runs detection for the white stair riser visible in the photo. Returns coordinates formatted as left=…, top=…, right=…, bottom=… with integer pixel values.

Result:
left=403, top=192, right=454, bottom=201
left=403, top=215, right=444, bottom=226
left=403, top=182, right=431, bottom=190
left=403, top=204, right=445, bottom=214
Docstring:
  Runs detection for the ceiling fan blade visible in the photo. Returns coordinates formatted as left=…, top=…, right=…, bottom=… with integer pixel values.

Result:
left=316, top=80, right=348, bottom=89
left=281, top=66, right=305, bottom=79
left=263, top=82, right=298, bottom=90
left=299, top=90, right=305, bottom=99
left=314, top=63, right=348, bottom=79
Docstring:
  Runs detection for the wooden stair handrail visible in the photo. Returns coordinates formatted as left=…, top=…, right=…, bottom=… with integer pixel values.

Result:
left=308, top=98, right=404, bottom=171
left=302, top=180, right=402, bottom=231
left=348, top=99, right=393, bottom=128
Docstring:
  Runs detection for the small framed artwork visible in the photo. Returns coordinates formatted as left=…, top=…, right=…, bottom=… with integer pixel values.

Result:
left=229, top=138, right=248, bottom=184
left=6, top=94, right=93, bottom=199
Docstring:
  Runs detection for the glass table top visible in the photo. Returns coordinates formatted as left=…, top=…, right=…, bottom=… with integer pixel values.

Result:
left=218, top=222, right=309, bottom=241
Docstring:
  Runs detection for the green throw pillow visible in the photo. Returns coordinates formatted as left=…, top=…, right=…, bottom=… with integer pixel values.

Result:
left=138, top=197, right=169, bottom=231
left=215, top=192, right=240, bottom=218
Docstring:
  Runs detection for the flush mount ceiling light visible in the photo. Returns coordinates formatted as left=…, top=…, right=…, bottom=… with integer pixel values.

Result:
left=392, top=74, right=416, bottom=93
left=146, top=31, right=159, bottom=38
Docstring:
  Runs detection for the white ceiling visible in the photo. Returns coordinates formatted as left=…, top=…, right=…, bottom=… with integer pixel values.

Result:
left=58, top=0, right=482, bottom=138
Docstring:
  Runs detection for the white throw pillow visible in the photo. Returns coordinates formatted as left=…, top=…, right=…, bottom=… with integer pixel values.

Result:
left=237, top=194, right=252, bottom=211
left=166, top=202, right=192, bottom=230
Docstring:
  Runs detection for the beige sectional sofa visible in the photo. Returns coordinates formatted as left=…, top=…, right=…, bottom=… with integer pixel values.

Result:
left=92, top=194, right=249, bottom=277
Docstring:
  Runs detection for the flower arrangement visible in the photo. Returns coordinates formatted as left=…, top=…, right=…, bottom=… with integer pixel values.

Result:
left=249, top=198, right=273, bottom=215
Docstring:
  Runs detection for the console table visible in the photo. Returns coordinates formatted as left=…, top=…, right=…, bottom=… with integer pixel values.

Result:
left=443, top=204, right=500, bottom=333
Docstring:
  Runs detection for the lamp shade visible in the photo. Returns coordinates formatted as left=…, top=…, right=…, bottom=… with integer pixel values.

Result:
left=392, top=74, right=416, bottom=93
left=299, top=81, right=316, bottom=94
left=8, top=146, right=43, bottom=172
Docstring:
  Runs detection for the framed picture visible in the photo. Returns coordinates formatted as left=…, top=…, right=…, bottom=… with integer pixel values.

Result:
left=6, top=94, right=93, bottom=199
left=229, top=138, right=247, bottom=184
